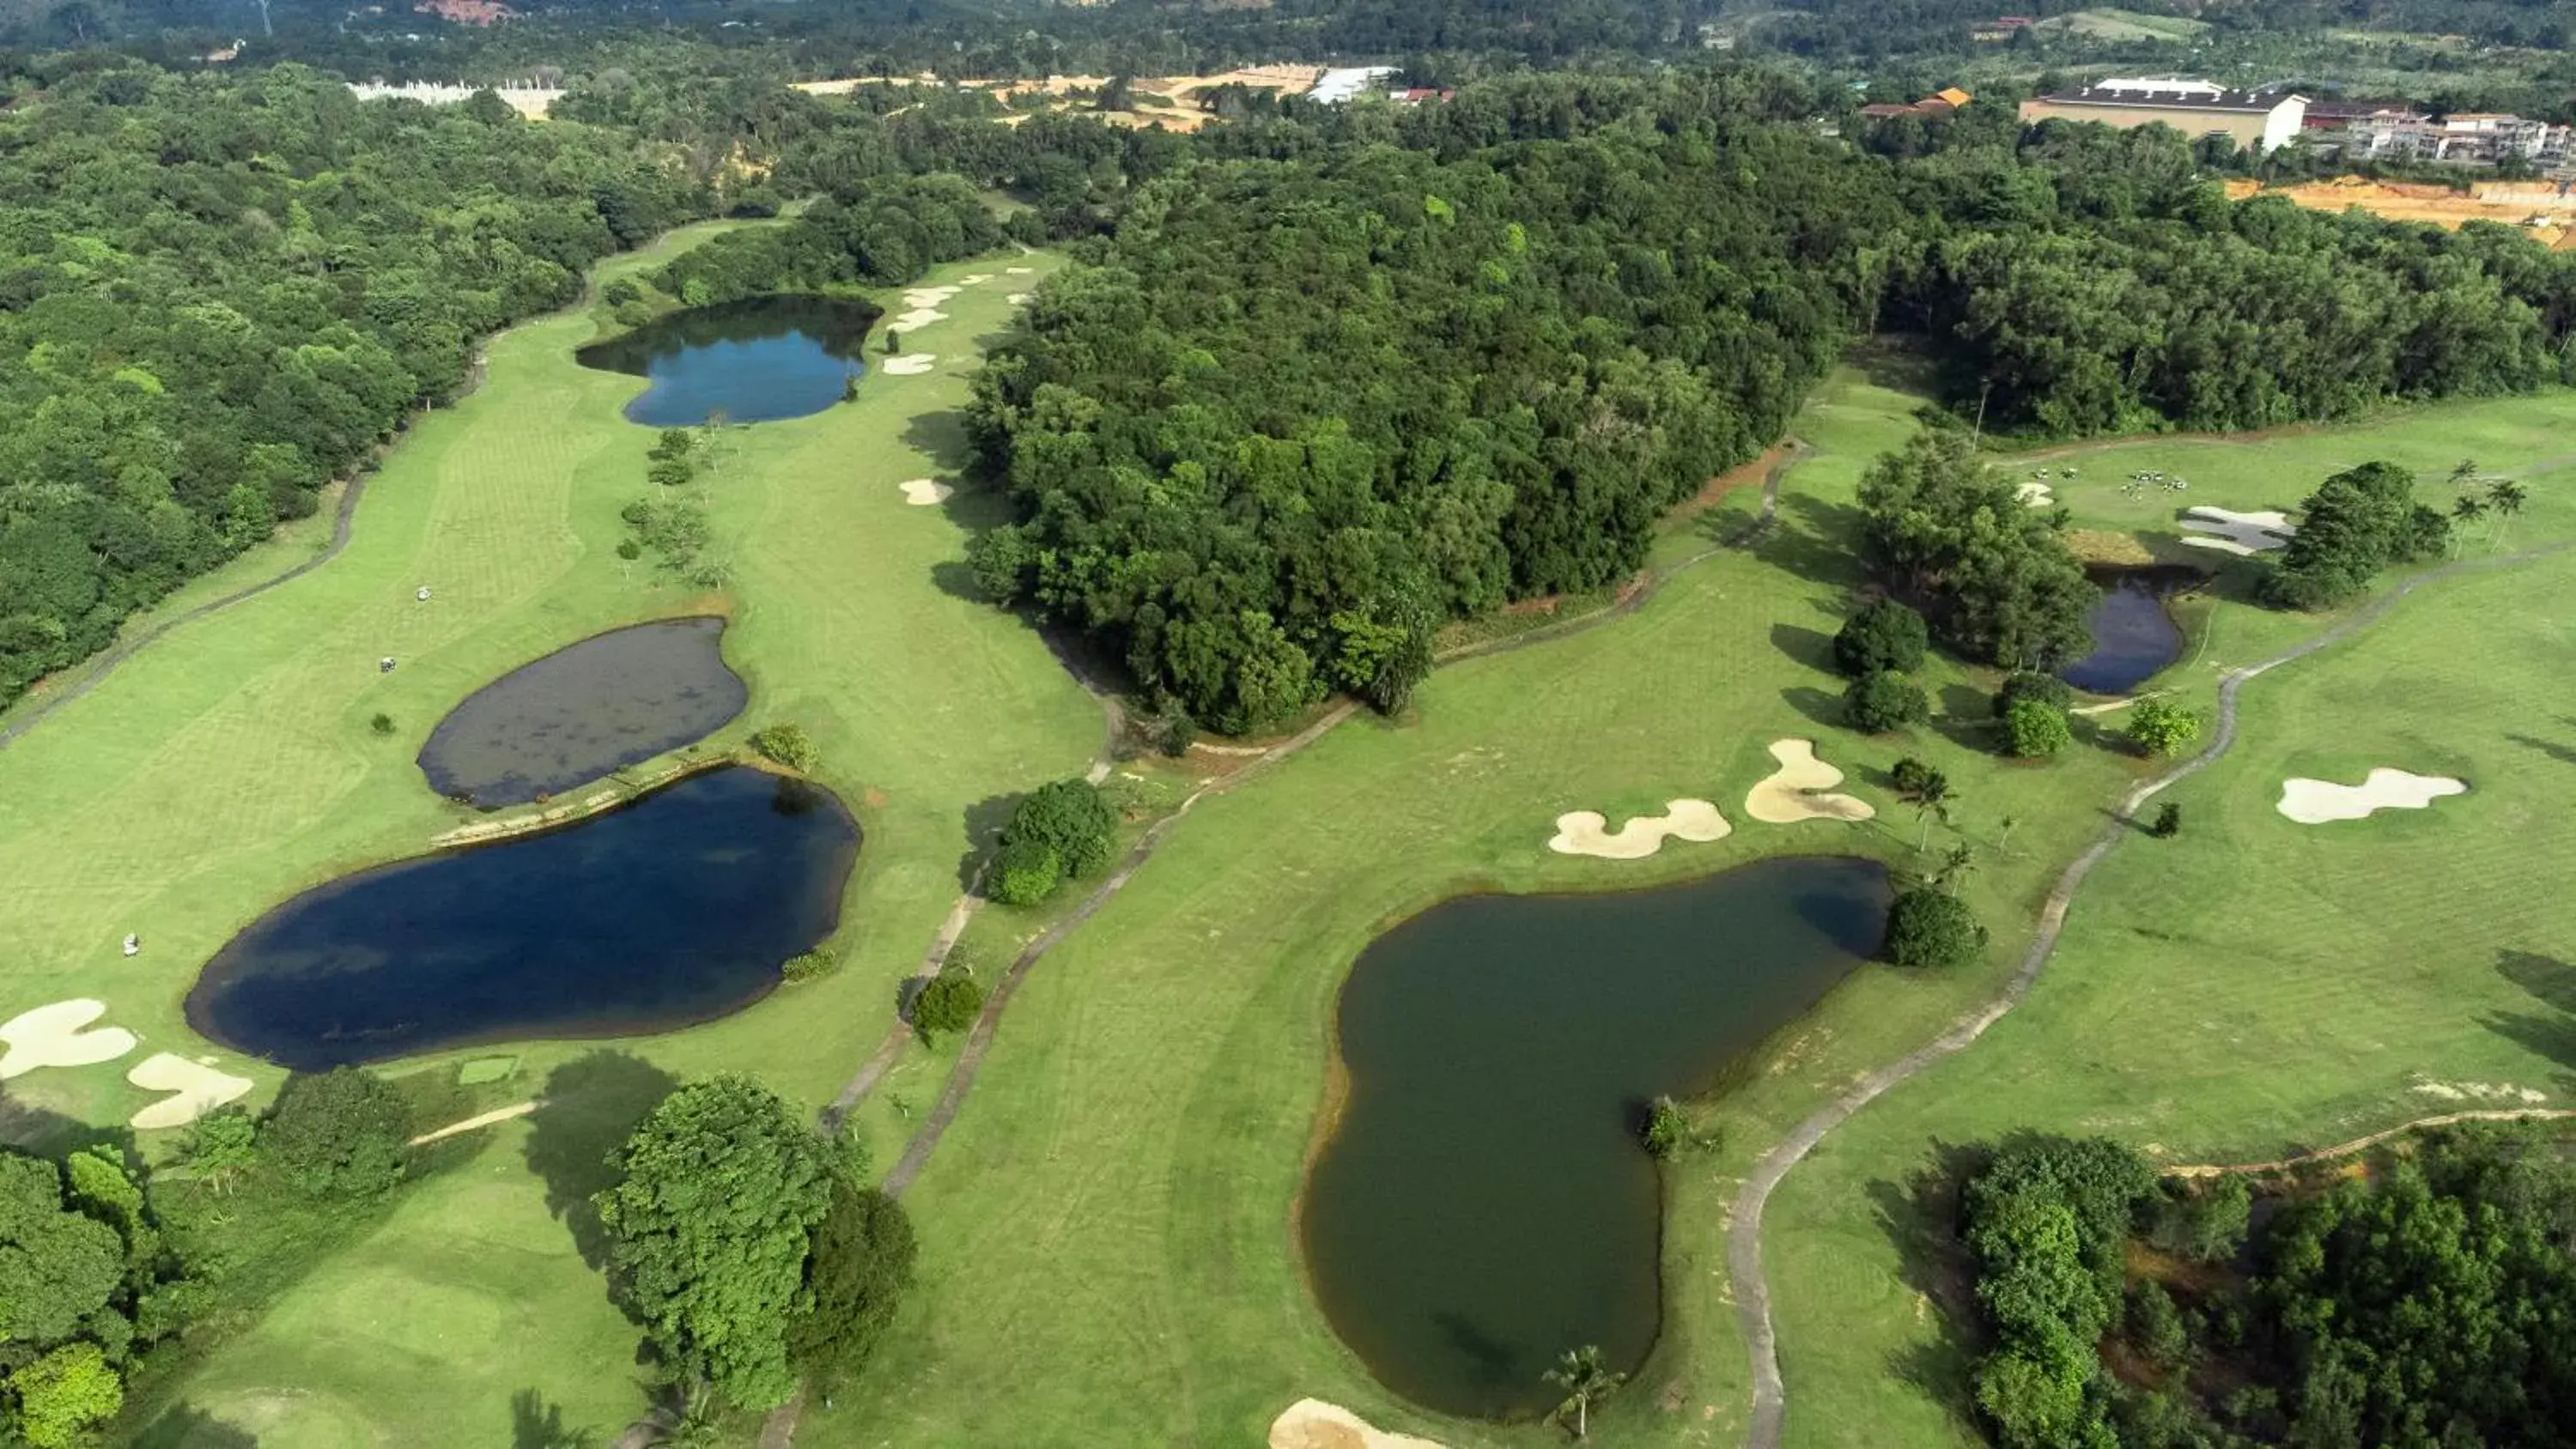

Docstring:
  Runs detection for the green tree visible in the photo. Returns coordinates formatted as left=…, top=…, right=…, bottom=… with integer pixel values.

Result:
left=786, top=1180, right=917, bottom=1391
left=261, top=1068, right=411, bottom=1200
left=0, top=1155, right=124, bottom=1349
left=2126, top=700, right=2202, bottom=758
left=2127, top=1282, right=2190, bottom=1373
left=988, top=838, right=1064, bottom=906
left=2259, top=461, right=2448, bottom=609
left=1884, top=888, right=1986, bottom=969
left=2005, top=695, right=2073, bottom=760
left=1832, top=597, right=1929, bottom=677
left=182, top=1106, right=259, bottom=1195
left=594, top=1076, right=833, bottom=1410
left=1844, top=670, right=1929, bottom=734
left=1856, top=429, right=2093, bottom=668
left=1005, top=780, right=1118, bottom=879
left=1894, top=758, right=1956, bottom=849
left=10, top=1343, right=122, bottom=1449
left=910, top=967, right=986, bottom=1040
left=1544, top=1344, right=1625, bottom=1440
left=750, top=724, right=817, bottom=772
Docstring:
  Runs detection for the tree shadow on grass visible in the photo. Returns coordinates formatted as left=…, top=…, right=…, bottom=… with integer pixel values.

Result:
left=523, top=1051, right=682, bottom=1276
left=2506, top=731, right=2576, bottom=768
left=958, top=791, right=1024, bottom=894
left=1771, top=622, right=1837, bottom=673
left=130, top=1406, right=258, bottom=1449
left=0, top=1088, right=130, bottom=1160
left=2486, top=949, right=2576, bottom=1094
left=900, top=408, right=977, bottom=476
left=1781, top=685, right=1844, bottom=731
left=1868, top=1139, right=1991, bottom=1431
left=510, top=1388, right=598, bottom=1449
left=1754, top=493, right=1868, bottom=587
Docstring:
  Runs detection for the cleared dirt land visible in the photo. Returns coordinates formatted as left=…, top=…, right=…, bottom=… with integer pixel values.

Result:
left=2227, top=175, right=2576, bottom=248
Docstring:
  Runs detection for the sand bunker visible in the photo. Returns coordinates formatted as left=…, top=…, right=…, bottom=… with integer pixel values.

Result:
left=1746, top=739, right=1875, bottom=824
left=2276, top=768, right=2464, bottom=824
left=960, top=273, right=993, bottom=285
left=2017, top=481, right=2055, bottom=507
left=879, top=355, right=939, bottom=375
left=1006, top=265, right=1034, bottom=275
left=1548, top=799, right=1731, bottom=859
left=899, top=478, right=954, bottom=506
left=891, top=307, right=948, bottom=330
left=898, top=286, right=961, bottom=311
left=126, top=1052, right=254, bottom=1131
left=0, top=1000, right=137, bottom=1079
left=1006, top=293, right=1031, bottom=305
left=1268, top=1400, right=1449, bottom=1449
left=2179, top=506, right=2295, bottom=556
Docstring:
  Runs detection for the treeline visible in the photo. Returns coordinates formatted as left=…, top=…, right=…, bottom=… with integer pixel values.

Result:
left=655, top=175, right=1012, bottom=303
left=1886, top=120, right=2576, bottom=434
left=965, top=119, right=1903, bottom=731
left=0, top=60, right=710, bottom=708
left=1955, top=1126, right=2576, bottom=1448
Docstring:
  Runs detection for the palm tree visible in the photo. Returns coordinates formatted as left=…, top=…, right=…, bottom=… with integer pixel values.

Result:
left=2451, top=494, right=2486, bottom=555
left=2450, top=458, right=2481, bottom=486
left=2488, top=481, right=2527, bottom=546
left=1545, top=1345, right=1625, bottom=1440
left=1932, top=842, right=1976, bottom=892
left=1996, top=813, right=2020, bottom=857
left=1902, top=772, right=1954, bottom=852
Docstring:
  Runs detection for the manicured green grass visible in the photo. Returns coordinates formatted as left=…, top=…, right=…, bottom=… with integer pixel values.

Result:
left=0, top=234, right=1099, bottom=1442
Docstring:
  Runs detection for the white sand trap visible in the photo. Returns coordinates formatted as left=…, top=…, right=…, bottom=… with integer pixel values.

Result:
left=2017, top=481, right=2055, bottom=507
left=1268, top=1399, right=1449, bottom=1449
left=899, top=478, right=954, bottom=506
left=126, top=1052, right=253, bottom=1131
left=960, top=273, right=993, bottom=284
left=1746, top=739, right=1875, bottom=824
left=1548, top=798, right=1731, bottom=859
left=891, top=307, right=948, bottom=330
left=1006, top=293, right=1031, bottom=305
left=2276, top=768, right=2464, bottom=824
left=879, top=354, right=939, bottom=375
left=2179, top=506, right=2294, bottom=556
left=1006, top=265, right=1034, bottom=275
left=0, top=1000, right=137, bottom=1079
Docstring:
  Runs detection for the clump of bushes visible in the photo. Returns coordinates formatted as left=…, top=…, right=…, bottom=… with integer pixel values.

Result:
left=1832, top=598, right=1928, bottom=677
left=2257, top=460, right=2448, bottom=610
left=750, top=723, right=818, bottom=773
left=369, top=712, right=396, bottom=737
left=987, top=779, right=1118, bottom=906
left=909, top=967, right=986, bottom=1040
left=2149, top=802, right=2182, bottom=838
left=263, top=1067, right=413, bottom=1200
left=2125, top=700, right=2202, bottom=758
left=1642, top=1095, right=1713, bottom=1158
left=782, top=948, right=840, bottom=985
left=1995, top=670, right=2074, bottom=760
left=1884, top=888, right=1986, bottom=969
left=1844, top=670, right=1929, bottom=733
left=646, top=428, right=696, bottom=488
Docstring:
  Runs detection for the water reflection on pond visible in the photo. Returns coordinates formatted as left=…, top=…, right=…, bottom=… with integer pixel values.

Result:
left=575, top=295, right=878, bottom=426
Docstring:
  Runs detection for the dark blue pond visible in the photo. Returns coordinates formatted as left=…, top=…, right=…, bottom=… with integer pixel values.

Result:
left=417, top=616, right=748, bottom=809
left=2060, top=567, right=2196, bottom=695
left=1302, top=856, right=1891, bottom=1419
left=575, top=295, right=879, bottom=426
left=186, top=766, right=860, bottom=1070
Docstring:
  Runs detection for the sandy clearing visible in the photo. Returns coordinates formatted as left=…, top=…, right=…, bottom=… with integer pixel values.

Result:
left=960, top=273, right=993, bottom=285
left=1006, top=293, right=1030, bottom=305
left=1746, top=739, right=1874, bottom=824
left=127, top=1052, right=253, bottom=1130
left=2179, top=506, right=2294, bottom=556
left=899, top=478, right=954, bottom=506
left=2414, top=1079, right=2547, bottom=1104
left=2017, top=481, right=2055, bottom=507
left=1268, top=1399, right=1449, bottom=1449
left=879, top=355, right=939, bottom=375
left=410, top=1099, right=540, bottom=1144
left=1006, top=265, right=1034, bottom=275
left=0, top=999, right=137, bottom=1078
left=2277, top=767, right=2464, bottom=824
left=899, top=287, right=961, bottom=310
left=891, top=307, right=948, bottom=330
left=1549, top=798, right=1732, bottom=858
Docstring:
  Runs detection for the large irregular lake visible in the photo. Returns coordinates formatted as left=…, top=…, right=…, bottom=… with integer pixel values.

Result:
left=187, top=766, right=859, bottom=1070
left=1301, top=856, right=1891, bottom=1419
left=417, top=616, right=748, bottom=809
left=2061, top=567, right=2196, bottom=696
left=575, top=294, right=879, bottom=426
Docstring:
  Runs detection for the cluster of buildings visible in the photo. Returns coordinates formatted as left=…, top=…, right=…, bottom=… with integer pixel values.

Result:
left=2016, top=78, right=2570, bottom=169
left=1860, top=87, right=1974, bottom=121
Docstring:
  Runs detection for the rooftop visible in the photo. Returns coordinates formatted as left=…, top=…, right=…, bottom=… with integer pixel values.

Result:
left=2038, top=78, right=2303, bottom=112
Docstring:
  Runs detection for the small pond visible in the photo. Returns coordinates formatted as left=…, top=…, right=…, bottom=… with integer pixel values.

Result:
left=575, top=294, right=879, bottom=426
left=187, top=765, right=859, bottom=1070
left=2060, top=567, right=2198, bottom=696
left=1300, top=856, right=1892, bottom=1419
left=417, top=616, right=748, bottom=809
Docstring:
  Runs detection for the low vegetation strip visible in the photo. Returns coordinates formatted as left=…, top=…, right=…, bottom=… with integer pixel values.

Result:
left=2163, top=1107, right=2576, bottom=1179
left=1732, top=537, right=2573, bottom=1449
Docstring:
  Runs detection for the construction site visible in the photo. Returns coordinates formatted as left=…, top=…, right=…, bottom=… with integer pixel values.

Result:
left=2225, top=175, right=2576, bottom=248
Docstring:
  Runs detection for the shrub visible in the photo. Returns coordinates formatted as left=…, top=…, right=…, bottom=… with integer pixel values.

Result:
left=1005, top=779, right=1118, bottom=879
left=11, top=1343, right=121, bottom=1449
left=1884, top=888, right=1987, bottom=969
left=369, top=712, right=395, bottom=737
left=1891, top=756, right=1946, bottom=799
left=2005, top=697, right=2073, bottom=759
left=2126, top=1282, right=2190, bottom=1373
left=1641, top=1096, right=1696, bottom=1158
left=2149, top=802, right=2181, bottom=837
left=262, top=1068, right=411, bottom=1199
left=910, top=967, right=985, bottom=1040
left=647, top=456, right=696, bottom=488
left=1159, top=710, right=1198, bottom=758
left=1832, top=598, right=1929, bottom=677
left=988, top=838, right=1062, bottom=906
left=1994, top=670, right=2074, bottom=717
left=750, top=723, right=818, bottom=772
left=787, top=1180, right=916, bottom=1392
left=1844, top=670, right=1929, bottom=733
left=964, top=524, right=1032, bottom=603
left=782, top=949, right=840, bottom=985
left=2125, top=700, right=2202, bottom=757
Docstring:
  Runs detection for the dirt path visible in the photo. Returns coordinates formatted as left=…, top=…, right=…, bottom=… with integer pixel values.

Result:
left=0, top=474, right=371, bottom=754
left=1729, top=539, right=2571, bottom=1449
left=2163, top=1107, right=2576, bottom=1179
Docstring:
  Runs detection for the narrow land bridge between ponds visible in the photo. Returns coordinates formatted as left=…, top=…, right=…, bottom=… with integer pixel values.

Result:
left=1728, top=538, right=2573, bottom=1449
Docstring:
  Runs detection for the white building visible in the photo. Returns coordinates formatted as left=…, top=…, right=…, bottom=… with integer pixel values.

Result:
left=1307, top=67, right=1399, bottom=105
